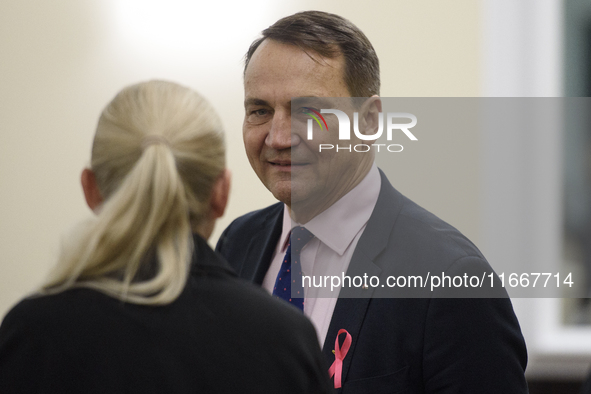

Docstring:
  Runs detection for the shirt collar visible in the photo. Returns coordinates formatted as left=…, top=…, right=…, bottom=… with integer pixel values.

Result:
left=280, top=163, right=381, bottom=255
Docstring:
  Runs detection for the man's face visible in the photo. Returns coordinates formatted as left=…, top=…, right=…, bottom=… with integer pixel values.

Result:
left=243, top=39, right=371, bottom=216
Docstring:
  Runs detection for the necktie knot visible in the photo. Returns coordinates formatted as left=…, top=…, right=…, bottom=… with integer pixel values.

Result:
left=290, top=226, right=314, bottom=253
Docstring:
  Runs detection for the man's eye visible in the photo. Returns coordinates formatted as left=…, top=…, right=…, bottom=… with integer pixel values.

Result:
left=300, top=106, right=321, bottom=114
left=293, top=107, right=320, bottom=122
left=246, top=108, right=272, bottom=125
left=253, top=109, right=269, bottom=116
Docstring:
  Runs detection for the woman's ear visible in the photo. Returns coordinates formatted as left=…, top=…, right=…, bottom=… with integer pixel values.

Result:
left=210, top=169, right=231, bottom=219
left=81, top=168, right=103, bottom=212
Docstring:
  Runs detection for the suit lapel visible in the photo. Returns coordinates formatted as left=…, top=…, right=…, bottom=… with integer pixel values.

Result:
left=322, top=169, right=404, bottom=385
left=238, top=204, right=284, bottom=285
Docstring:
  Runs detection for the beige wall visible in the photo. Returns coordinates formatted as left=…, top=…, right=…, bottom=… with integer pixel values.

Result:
left=0, top=0, right=480, bottom=318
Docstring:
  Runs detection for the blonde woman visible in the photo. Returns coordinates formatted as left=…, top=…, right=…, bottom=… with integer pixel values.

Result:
left=0, top=81, right=331, bottom=393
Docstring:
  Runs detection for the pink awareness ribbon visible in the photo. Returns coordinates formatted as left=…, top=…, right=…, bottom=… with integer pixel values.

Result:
left=328, top=329, right=352, bottom=389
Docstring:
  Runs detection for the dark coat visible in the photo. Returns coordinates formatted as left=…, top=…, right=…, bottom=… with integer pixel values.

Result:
left=216, top=170, right=529, bottom=393
left=0, top=234, right=332, bottom=394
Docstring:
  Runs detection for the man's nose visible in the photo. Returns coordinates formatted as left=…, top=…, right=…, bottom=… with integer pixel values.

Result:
left=265, top=113, right=298, bottom=149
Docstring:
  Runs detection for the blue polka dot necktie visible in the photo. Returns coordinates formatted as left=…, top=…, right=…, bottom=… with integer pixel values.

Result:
left=272, top=226, right=314, bottom=311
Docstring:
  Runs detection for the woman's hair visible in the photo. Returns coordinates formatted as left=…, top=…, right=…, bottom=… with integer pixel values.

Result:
left=42, top=80, right=225, bottom=305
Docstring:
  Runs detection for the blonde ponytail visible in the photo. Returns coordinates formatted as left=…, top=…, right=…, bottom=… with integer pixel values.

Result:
left=42, top=81, right=225, bottom=305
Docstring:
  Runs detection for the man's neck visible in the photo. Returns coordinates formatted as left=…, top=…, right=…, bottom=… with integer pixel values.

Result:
left=288, top=160, right=374, bottom=224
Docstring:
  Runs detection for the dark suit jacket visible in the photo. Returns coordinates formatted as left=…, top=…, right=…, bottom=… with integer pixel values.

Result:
left=0, top=234, right=332, bottom=394
left=582, top=372, right=591, bottom=394
left=216, top=170, right=529, bottom=393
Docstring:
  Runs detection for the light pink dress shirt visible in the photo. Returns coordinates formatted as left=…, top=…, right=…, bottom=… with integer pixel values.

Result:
left=262, top=164, right=381, bottom=344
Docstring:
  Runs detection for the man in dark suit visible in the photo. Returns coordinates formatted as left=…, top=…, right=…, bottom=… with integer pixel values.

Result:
left=217, top=11, right=528, bottom=393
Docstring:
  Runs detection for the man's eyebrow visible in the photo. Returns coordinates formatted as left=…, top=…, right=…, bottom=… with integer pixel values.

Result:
left=291, top=97, right=332, bottom=107
left=244, top=98, right=269, bottom=108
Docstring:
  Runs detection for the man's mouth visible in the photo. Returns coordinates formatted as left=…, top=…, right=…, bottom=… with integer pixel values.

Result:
left=269, top=160, right=291, bottom=166
left=269, top=160, right=310, bottom=168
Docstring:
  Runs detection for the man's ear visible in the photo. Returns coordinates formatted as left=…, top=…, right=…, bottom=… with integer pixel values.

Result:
left=81, top=168, right=103, bottom=212
left=210, top=169, right=231, bottom=219
left=359, top=95, right=382, bottom=137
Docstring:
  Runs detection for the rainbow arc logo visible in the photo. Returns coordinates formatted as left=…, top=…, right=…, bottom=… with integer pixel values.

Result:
left=303, top=107, right=328, bottom=135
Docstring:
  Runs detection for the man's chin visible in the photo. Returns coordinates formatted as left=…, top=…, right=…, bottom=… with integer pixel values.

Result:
left=267, top=179, right=322, bottom=211
left=268, top=185, right=292, bottom=206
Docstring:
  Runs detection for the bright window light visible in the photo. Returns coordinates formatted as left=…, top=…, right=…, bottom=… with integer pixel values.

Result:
left=111, top=0, right=276, bottom=55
